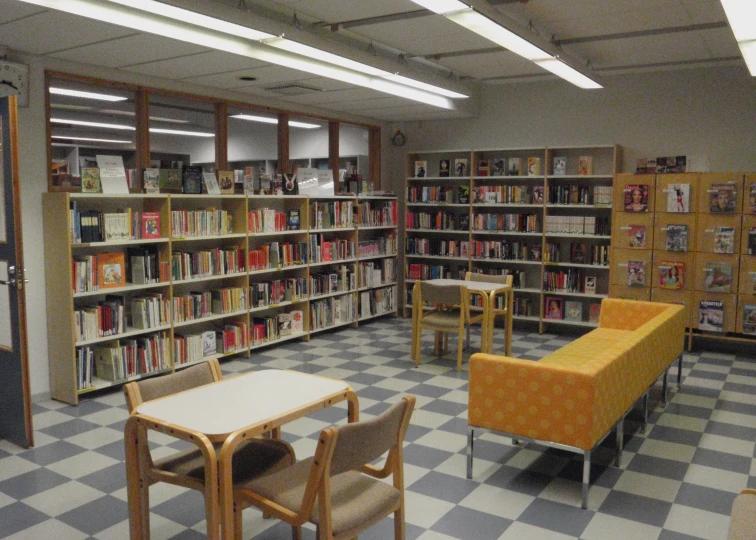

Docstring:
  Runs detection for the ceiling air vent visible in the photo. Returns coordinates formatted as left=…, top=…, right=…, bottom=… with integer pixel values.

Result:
left=263, top=83, right=323, bottom=96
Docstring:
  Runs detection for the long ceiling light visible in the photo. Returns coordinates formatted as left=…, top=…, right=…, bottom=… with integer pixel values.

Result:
left=51, top=135, right=131, bottom=143
left=410, top=1, right=602, bottom=89
left=51, top=118, right=214, bottom=137
left=50, top=87, right=128, bottom=101
left=19, top=0, right=466, bottom=109
left=719, top=0, right=756, bottom=76
left=230, top=114, right=320, bottom=129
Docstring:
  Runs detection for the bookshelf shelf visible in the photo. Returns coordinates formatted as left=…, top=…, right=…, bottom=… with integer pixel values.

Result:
left=75, top=324, right=172, bottom=347
left=172, top=309, right=249, bottom=329
left=73, top=281, right=169, bottom=298
left=72, top=238, right=170, bottom=248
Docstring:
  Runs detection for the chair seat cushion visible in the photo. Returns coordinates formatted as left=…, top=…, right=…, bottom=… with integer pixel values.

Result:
left=155, top=438, right=292, bottom=484
left=240, top=458, right=400, bottom=537
left=728, top=491, right=756, bottom=539
left=422, top=310, right=484, bottom=328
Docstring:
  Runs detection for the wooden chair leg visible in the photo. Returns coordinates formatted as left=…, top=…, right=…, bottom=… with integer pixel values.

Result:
left=293, top=525, right=302, bottom=540
left=204, top=484, right=220, bottom=540
left=138, top=479, right=150, bottom=540
left=394, top=506, right=406, bottom=540
left=466, top=325, right=470, bottom=349
left=233, top=499, right=243, bottom=539
left=456, top=330, right=463, bottom=371
left=443, top=332, right=449, bottom=353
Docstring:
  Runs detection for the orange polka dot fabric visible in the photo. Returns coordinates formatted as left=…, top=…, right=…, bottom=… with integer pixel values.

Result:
left=469, top=299, right=686, bottom=450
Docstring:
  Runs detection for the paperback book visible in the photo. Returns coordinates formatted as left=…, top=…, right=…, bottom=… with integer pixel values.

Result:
left=508, top=157, right=521, bottom=176
left=564, top=301, right=583, bottom=322
left=658, top=260, right=684, bottom=290
left=81, top=168, right=101, bottom=193
left=698, top=299, right=724, bottom=332
left=584, top=276, right=596, bottom=294
left=492, top=158, right=506, bottom=176
left=545, top=296, right=563, bottom=320
left=627, top=261, right=646, bottom=287
left=414, top=161, right=427, bottom=178
left=439, top=159, right=450, bottom=178
left=624, top=184, right=649, bottom=212
left=749, top=227, right=756, bottom=255
left=666, top=183, right=690, bottom=212
left=97, top=252, right=126, bottom=289
left=158, top=169, right=182, bottom=193
left=143, top=168, right=160, bottom=193
left=628, top=224, right=647, bottom=248
left=218, top=170, right=235, bottom=194
left=578, top=156, right=593, bottom=175
left=202, top=171, right=221, bottom=195
left=743, top=304, right=756, bottom=335
left=477, top=159, right=490, bottom=176
left=713, top=226, right=735, bottom=254
left=704, top=261, right=732, bottom=293
left=748, top=182, right=756, bottom=214
left=141, top=212, right=160, bottom=239
left=532, top=185, right=544, bottom=204
left=527, top=157, right=541, bottom=176
left=709, top=183, right=737, bottom=213
left=182, top=166, right=203, bottom=194
left=553, top=156, right=567, bottom=175
left=454, top=158, right=468, bottom=177
left=589, top=303, right=601, bottom=323
left=458, top=185, right=470, bottom=204
left=666, top=224, right=688, bottom=251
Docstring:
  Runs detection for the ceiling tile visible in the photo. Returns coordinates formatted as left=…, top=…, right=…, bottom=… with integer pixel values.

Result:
left=437, top=51, right=542, bottom=80
left=0, top=0, right=45, bottom=24
left=268, top=0, right=417, bottom=23
left=698, top=28, right=742, bottom=58
left=124, top=51, right=268, bottom=79
left=275, top=87, right=393, bottom=106
left=51, top=34, right=210, bottom=68
left=0, top=10, right=136, bottom=55
left=185, top=65, right=309, bottom=90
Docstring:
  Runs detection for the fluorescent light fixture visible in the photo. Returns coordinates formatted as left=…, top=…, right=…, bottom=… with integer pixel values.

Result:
left=720, top=1, right=756, bottom=76
left=51, top=135, right=131, bottom=143
left=535, top=59, right=603, bottom=89
left=50, top=104, right=93, bottom=111
left=51, top=118, right=134, bottom=130
left=150, top=128, right=214, bottom=137
left=50, top=87, right=128, bottom=101
left=231, top=114, right=321, bottom=129
left=739, top=40, right=756, bottom=76
left=18, top=0, right=463, bottom=108
left=410, top=0, right=468, bottom=14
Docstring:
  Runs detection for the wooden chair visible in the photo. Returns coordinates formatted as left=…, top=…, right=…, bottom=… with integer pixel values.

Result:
left=411, top=281, right=484, bottom=371
left=232, top=395, right=416, bottom=540
left=465, top=272, right=514, bottom=355
left=124, top=360, right=295, bottom=539
left=727, top=488, right=756, bottom=539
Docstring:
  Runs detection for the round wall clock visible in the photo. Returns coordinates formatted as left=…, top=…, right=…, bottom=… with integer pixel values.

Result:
left=0, top=62, right=29, bottom=107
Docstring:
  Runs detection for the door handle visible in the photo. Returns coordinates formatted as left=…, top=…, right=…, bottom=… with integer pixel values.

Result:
left=0, top=265, right=17, bottom=288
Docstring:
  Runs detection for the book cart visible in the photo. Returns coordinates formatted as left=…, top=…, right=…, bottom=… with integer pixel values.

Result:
left=402, top=145, right=621, bottom=333
left=43, top=192, right=397, bottom=404
left=609, top=172, right=756, bottom=350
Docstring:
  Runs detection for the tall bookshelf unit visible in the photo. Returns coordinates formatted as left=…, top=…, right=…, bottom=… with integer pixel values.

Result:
left=43, top=192, right=398, bottom=405
left=403, top=145, right=621, bottom=332
left=610, top=171, right=756, bottom=349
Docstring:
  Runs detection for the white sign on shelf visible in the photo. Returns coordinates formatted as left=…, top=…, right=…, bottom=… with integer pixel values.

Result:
left=96, top=154, right=129, bottom=194
left=297, top=167, right=335, bottom=195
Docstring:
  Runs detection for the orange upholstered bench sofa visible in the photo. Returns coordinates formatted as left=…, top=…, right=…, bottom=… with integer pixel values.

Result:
left=467, top=298, right=687, bottom=508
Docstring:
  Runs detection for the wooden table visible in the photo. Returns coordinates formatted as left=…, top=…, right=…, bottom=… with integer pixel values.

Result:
left=125, top=369, right=359, bottom=540
left=423, top=278, right=513, bottom=355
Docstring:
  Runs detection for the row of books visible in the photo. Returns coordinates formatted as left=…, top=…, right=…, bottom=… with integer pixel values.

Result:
left=251, top=278, right=308, bottom=307
left=310, top=266, right=356, bottom=297
left=472, top=185, right=543, bottom=205
left=359, top=259, right=396, bottom=288
left=309, top=236, right=356, bottom=264
left=406, top=211, right=462, bottom=231
left=249, top=242, right=308, bottom=270
left=543, top=269, right=593, bottom=293
left=170, top=247, right=246, bottom=281
left=415, top=156, right=595, bottom=178
left=248, top=208, right=298, bottom=233
left=405, top=264, right=462, bottom=281
left=470, top=240, right=536, bottom=261
left=405, top=238, right=462, bottom=258
left=170, top=209, right=234, bottom=238
left=544, top=215, right=610, bottom=235
left=544, top=298, right=601, bottom=322
left=310, top=294, right=357, bottom=330
left=129, top=247, right=168, bottom=285
left=359, top=287, right=396, bottom=318
left=470, top=268, right=527, bottom=289
left=357, top=236, right=397, bottom=257
left=547, top=185, right=609, bottom=206
left=473, top=213, right=539, bottom=233
left=84, top=332, right=170, bottom=383
left=74, top=296, right=126, bottom=343
left=543, top=243, right=609, bottom=266
left=310, top=201, right=353, bottom=229
left=251, top=310, right=305, bottom=343
left=131, top=293, right=171, bottom=330
left=70, top=203, right=162, bottom=244
left=407, top=186, right=458, bottom=204
left=358, top=200, right=398, bottom=227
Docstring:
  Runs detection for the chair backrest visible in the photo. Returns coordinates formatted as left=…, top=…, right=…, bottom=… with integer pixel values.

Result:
left=465, top=272, right=514, bottom=287
left=124, top=359, right=222, bottom=413
left=420, top=282, right=463, bottom=306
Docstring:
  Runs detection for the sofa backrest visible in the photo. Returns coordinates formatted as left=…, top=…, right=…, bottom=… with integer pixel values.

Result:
left=599, top=298, right=673, bottom=331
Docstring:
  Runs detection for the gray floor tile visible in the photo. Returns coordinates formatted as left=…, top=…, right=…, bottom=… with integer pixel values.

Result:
left=403, top=444, right=455, bottom=469
left=409, top=471, right=480, bottom=503
left=691, top=447, right=752, bottom=474
left=626, top=455, right=690, bottom=481
left=673, top=483, right=737, bottom=516
left=0, top=502, right=49, bottom=538
left=517, top=498, right=594, bottom=536
left=430, top=505, right=512, bottom=540
left=598, top=490, right=672, bottom=527
left=0, top=468, right=70, bottom=500
left=55, top=495, right=129, bottom=535
left=647, top=425, right=703, bottom=447
left=484, top=465, right=553, bottom=496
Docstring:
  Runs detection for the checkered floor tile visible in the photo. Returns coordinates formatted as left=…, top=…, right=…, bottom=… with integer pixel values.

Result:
left=1, top=318, right=754, bottom=539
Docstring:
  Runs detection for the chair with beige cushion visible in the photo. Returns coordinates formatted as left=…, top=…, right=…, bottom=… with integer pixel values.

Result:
left=411, top=281, right=485, bottom=371
left=727, top=488, right=756, bottom=539
left=231, top=395, right=416, bottom=540
left=465, top=272, right=514, bottom=355
left=123, top=360, right=295, bottom=539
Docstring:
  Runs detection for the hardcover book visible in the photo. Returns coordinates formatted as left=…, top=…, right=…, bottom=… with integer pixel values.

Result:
left=218, top=170, right=235, bottom=194
left=143, top=168, right=160, bottom=193
left=508, top=157, right=521, bottom=176
left=743, top=304, right=756, bottom=335
left=553, top=156, right=567, bottom=175
left=282, top=173, right=298, bottom=195
left=699, top=299, right=724, bottom=332
left=704, top=261, right=732, bottom=293
left=749, top=227, right=756, bottom=255
left=158, top=169, right=183, bottom=193
left=628, top=224, right=647, bottom=248
left=97, top=252, right=126, bottom=289
left=589, top=303, right=601, bottom=323
left=414, top=160, right=427, bottom=178
left=454, top=158, right=468, bottom=177
left=141, top=212, right=160, bottom=239
left=659, top=260, right=684, bottom=290
left=81, top=168, right=101, bottom=193
left=290, top=310, right=304, bottom=332
left=666, top=224, right=688, bottom=251
left=287, top=209, right=300, bottom=230
left=458, top=214, right=470, bottom=230
left=570, top=243, right=587, bottom=264
left=527, top=157, right=541, bottom=176
left=709, top=183, right=737, bottom=213
left=477, top=159, right=490, bottom=177
left=458, top=185, right=470, bottom=204
left=182, top=166, right=203, bottom=194
left=624, top=184, right=649, bottom=212
left=627, top=261, right=646, bottom=287
left=713, top=226, right=735, bottom=254
left=748, top=182, right=756, bottom=214
left=584, top=276, right=596, bottom=294
left=545, top=296, right=563, bottom=319
left=532, top=185, right=544, bottom=204
left=578, top=156, right=593, bottom=175
left=564, top=301, right=583, bottom=322
left=439, top=159, right=450, bottom=178
left=492, top=158, right=506, bottom=176
left=666, top=183, right=690, bottom=212
left=202, top=171, right=221, bottom=195
left=201, top=330, right=216, bottom=357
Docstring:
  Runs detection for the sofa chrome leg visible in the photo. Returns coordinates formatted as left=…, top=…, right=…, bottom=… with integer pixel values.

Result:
left=466, top=427, right=474, bottom=479
left=642, top=391, right=649, bottom=434
left=615, top=418, right=624, bottom=468
left=582, top=451, right=591, bottom=510
left=677, top=354, right=683, bottom=388
left=512, top=438, right=519, bottom=445
left=662, top=368, right=669, bottom=407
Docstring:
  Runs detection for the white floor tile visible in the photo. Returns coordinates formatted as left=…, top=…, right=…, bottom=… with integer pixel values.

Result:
left=22, top=480, right=104, bottom=517
left=581, top=513, right=661, bottom=540
left=5, top=519, right=89, bottom=540
left=663, top=504, right=731, bottom=540
left=403, top=491, right=455, bottom=529
left=459, top=484, right=535, bottom=520
left=497, top=521, right=577, bottom=540
left=698, top=433, right=755, bottom=457
left=612, top=470, right=682, bottom=502
left=683, top=464, right=749, bottom=492
left=45, top=450, right=119, bottom=479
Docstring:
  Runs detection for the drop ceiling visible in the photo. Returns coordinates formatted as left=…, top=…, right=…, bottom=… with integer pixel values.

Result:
left=0, top=0, right=744, bottom=122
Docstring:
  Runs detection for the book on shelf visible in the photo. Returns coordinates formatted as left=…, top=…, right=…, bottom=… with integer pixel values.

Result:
left=290, top=310, right=304, bottom=333
left=158, top=169, right=183, bottom=193
left=218, top=170, right=235, bottom=194
left=527, top=157, right=541, bottom=176
left=243, top=167, right=258, bottom=195
left=713, top=226, right=735, bottom=254
left=202, top=171, right=221, bottom=195
left=458, top=214, right=470, bottom=230
left=749, top=227, right=756, bottom=255
left=492, top=158, right=505, bottom=176
left=182, top=166, right=203, bottom=194
left=477, top=159, right=490, bottom=176
left=698, top=299, right=724, bottom=332
left=666, top=183, right=690, bottom=212
left=508, top=157, right=521, bottom=176
left=658, top=260, right=684, bottom=290
left=624, top=184, right=649, bottom=212
left=414, top=161, right=427, bottom=178
left=743, top=304, right=756, bottom=335
left=282, top=173, right=298, bottom=195
left=628, top=224, right=647, bottom=248
left=81, top=168, right=101, bottom=193
left=545, top=296, right=563, bottom=320
left=748, top=182, right=756, bottom=214
left=143, top=168, right=160, bottom=193
left=454, top=158, right=468, bottom=177
left=97, top=252, right=126, bottom=289
left=287, top=209, right=301, bottom=230
left=564, top=301, right=583, bottom=322
left=141, top=212, right=161, bottom=239
left=439, top=159, right=450, bottom=177
left=570, top=243, right=587, bottom=264
left=96, top=155, right=129, bottom=194
left=627, top=261, right=646, bottom=287
left=533, top=185, right=544, bottom=204
left=709, top=183, right=737, bottom=213
left=553, top=156, right=567, bottom=175
left=201, top=330, right=216, bottom=357
left=666, top=224, right=688, bottom=251
left=458, top=185, right=470, bottom=204
left=589, top=303, right=601, bottom=323
left=704, top=261, right=732, bottom=293
left=578, top=156, right=593, bottom=175
left=278, top=312, right=292, bottom=336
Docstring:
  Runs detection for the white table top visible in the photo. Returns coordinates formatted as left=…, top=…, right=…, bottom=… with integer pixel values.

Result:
left=426, top=278, right=511, bottom=292
left=135, top=369, right=350, bottom=437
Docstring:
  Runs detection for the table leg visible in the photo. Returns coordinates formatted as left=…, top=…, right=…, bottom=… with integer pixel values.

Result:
left=124, top=417, right=149, bottom=540
left=506, top=289, right=514, bottom=356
